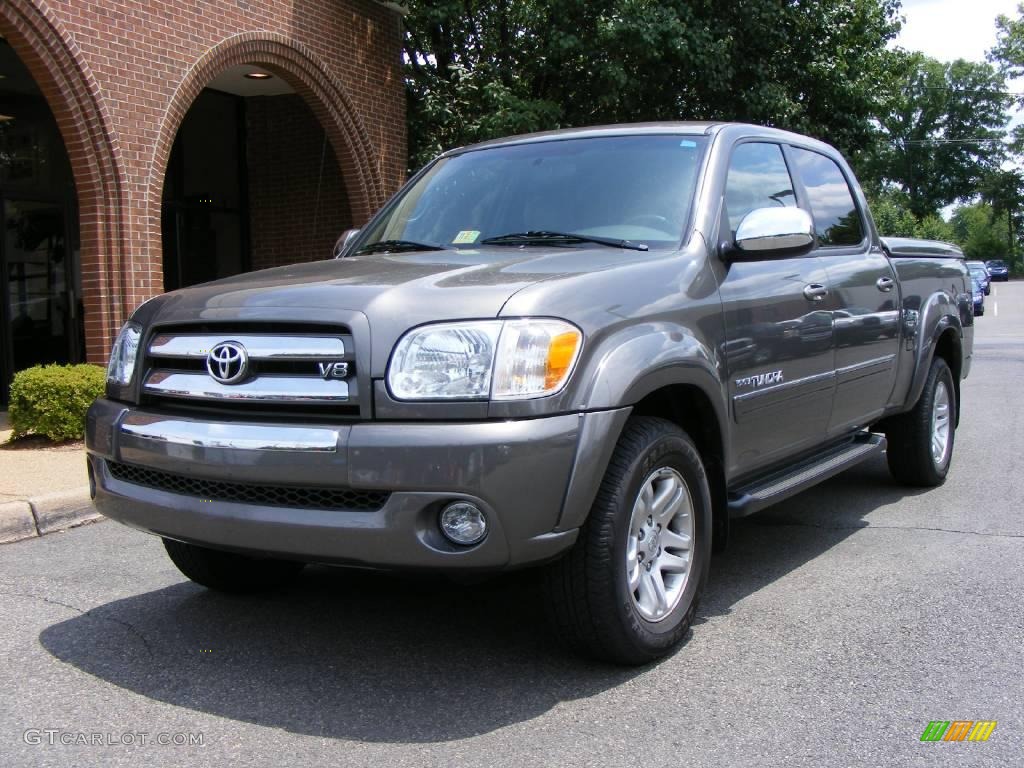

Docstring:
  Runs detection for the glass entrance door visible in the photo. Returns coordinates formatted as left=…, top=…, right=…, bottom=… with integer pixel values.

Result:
left=0, top=198, right=76, bottom=404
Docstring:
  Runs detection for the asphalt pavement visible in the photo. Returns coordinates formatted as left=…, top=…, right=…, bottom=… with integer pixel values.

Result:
left=1, top=283, right=1022, bottom=768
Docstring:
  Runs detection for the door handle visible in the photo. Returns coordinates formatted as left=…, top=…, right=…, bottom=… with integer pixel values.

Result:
left=803, top=283, right=828, bottom=301
left=876, top=276, right=895, bottom=292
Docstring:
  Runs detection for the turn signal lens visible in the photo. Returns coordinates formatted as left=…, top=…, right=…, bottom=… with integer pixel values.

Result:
left=491, top=319, right=582, bottom=400
left=546, top=331, right=581, bottom=389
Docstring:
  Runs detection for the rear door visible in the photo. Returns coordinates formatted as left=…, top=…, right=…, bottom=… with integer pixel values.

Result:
left=788, top=146, right=900, bottom=434
left=718, top=141, right=835, bottom=476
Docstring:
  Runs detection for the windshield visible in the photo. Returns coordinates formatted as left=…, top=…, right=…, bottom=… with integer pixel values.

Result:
left=359, top=135, right=708, bottom=252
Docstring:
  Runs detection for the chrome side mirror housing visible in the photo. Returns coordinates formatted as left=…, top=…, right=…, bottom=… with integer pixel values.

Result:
left=333, top=228, right=361, bottom=259
left=733, top=207, right=814, bottom=255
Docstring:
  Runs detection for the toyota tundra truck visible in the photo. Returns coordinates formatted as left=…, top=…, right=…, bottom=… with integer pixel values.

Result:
left=86, top=123, right=973, bottom=664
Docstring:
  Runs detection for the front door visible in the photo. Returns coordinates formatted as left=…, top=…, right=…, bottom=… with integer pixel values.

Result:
left=1, top=198, right=77, bottom=404
left=717, top=141, right=835, bottom=477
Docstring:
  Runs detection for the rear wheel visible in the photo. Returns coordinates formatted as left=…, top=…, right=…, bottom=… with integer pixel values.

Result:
left=885, top=358, right=956, bottom=487
left=542, top=417, right=712, bottom=665
left=163, top=538, right=305, bottom=593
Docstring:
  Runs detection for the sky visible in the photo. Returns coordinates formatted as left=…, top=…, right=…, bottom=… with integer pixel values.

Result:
left=894, top=0, right=1020, bottom=62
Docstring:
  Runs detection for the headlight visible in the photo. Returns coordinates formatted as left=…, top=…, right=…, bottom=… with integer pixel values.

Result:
left=106, top=321, right=142, bottom=386
left=388, top=319, right=582, bottom=401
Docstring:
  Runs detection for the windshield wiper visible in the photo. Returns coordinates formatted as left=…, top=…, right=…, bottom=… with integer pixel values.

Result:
left=480, top=231, right=649, bottom=252
left=355, top=239, right=451, bottom=255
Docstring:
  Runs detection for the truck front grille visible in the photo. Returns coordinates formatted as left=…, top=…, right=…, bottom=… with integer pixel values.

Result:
left=140, top=325, right=359, bottom=413
left=106, top=460, right=390, bottom=512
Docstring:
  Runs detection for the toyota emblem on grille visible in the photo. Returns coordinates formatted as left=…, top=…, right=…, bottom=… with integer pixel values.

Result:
left=206, top=341, right=249, bottom=384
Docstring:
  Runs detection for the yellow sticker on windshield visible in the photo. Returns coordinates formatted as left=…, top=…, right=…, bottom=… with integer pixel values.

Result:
left=453, top=230, right=481, bottom=244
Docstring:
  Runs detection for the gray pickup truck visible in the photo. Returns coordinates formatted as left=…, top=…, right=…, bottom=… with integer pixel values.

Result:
left=86, top=123, right=973, bottom=664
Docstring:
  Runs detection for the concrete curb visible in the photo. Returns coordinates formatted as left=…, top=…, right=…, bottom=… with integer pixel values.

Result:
left=0, top=500, right=37, bottom=544
left=0, top=488, right=102, bottom=544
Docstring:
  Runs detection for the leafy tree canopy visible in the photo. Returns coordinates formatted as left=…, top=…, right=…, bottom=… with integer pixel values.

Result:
left=951, top=202, right=1012, bottom=261
left=855, top=52, right=1011, bottom=218
left=403, top=0, right=901, bottom=169
left=868, top=188, right=955, bottom=242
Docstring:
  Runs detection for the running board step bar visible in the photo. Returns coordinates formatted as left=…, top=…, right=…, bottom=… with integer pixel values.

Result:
left=727, top=432, right=886, bottom=518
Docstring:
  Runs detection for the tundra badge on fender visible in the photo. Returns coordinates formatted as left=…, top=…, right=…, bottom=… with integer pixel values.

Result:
left=735, top=370, right=783, bottom=389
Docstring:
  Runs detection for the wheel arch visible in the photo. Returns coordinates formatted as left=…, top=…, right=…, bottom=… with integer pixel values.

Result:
left=557, top=369, right=731, bottom=550
left=630, top=382, right=729, bottom=552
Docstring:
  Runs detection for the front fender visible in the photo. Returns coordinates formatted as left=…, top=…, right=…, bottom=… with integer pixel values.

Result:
left=573, top=322, right=724, bottom=411
left=553, top=324, right=728, bottom=532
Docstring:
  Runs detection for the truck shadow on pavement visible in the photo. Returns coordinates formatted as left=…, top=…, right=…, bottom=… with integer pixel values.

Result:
left=38, top=454, right=929, bottom=742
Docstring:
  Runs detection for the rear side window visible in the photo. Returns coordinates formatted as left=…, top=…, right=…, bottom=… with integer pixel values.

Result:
left=790, top=147, right=864, bottom=246
left=724, top=143, right=797, bottom=234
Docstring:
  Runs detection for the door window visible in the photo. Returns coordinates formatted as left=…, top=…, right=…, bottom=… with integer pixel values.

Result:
left=724, top=143, right=797, bottom=235
left=790, top=147, right=864, bottom=246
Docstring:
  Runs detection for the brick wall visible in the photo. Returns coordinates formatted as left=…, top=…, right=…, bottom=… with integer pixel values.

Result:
left=0, top=0, right=406, bottom=363
left=247, top=94, right=352, bottom=271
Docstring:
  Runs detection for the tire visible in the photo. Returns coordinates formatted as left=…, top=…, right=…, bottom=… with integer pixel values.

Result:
left=163, top=538, right=305, bottom=593
left=542, top=417, right=712, bottom=665
left=884, top=357, right=956, bottom=487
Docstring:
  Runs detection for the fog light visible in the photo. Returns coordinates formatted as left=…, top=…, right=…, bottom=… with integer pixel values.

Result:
left=439, top=502, right=488, bottom=546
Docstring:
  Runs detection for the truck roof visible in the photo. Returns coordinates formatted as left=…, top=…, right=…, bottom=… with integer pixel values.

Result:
left=446, top=121, right=835, bottom=156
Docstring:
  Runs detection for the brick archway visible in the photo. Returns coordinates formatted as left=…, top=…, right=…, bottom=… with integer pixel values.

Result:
left=147, top=32, right=387, bottom=290
left=0, top=0, right=129, bottom=363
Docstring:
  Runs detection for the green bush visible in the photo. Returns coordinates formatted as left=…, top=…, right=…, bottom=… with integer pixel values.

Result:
left=8, top=364, right=106, bottom=442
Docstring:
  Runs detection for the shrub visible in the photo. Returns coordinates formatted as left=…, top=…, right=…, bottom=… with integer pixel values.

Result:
left=8, top=364, right=106, bottom=442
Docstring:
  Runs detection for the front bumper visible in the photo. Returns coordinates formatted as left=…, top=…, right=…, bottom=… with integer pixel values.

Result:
left=85, top=398, right=629, bottom=570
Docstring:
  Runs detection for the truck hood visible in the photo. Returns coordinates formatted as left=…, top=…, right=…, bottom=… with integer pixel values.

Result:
left=148, top=247, right=646, bottom=321
left=140, top=246, right=659, bottom=374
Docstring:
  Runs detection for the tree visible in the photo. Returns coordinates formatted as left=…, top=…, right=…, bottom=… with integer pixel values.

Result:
left=403, top=0, right=902, bottom=170
left=868, top=188, right=956, bottom=242
left=855, top=52, right=1011, bottom=218
left=979, top=169, right=1024, bottom=268
left=951, top=202, right=1012, bottom=262
left=867, top=189, right=919, bottom=237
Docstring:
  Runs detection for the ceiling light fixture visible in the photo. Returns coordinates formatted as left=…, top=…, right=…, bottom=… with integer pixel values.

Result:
left=244, top=72, right=273, bottom=80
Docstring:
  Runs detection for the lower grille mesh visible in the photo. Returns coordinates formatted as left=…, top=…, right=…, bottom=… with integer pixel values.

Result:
left=106, top=460, right=389, bottom=512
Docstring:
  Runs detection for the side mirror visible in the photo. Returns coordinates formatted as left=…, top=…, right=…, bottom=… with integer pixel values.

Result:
left=732, top=207, right=814, bottom=256
left=333, top=228, right=361, bottom=259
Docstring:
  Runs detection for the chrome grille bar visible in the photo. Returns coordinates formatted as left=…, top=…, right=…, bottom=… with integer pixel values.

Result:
left=143, top=371, right=350, bottom=403
left=149, top=334, right=350, bottom=361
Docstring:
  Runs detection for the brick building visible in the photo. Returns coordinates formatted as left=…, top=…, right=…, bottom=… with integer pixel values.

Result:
left=0, top=0, right=406, bottom=404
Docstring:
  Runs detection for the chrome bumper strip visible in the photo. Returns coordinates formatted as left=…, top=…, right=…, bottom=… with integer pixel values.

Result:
left=120, top=415, right=340, bottom=452
left=143, top=371, right=350, bottom=403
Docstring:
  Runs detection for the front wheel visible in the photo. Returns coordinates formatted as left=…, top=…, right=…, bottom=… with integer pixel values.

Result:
left=885, top=357, right=956, bottom=487
left=163, top=538, right=305, bottom=593
left=542, top=417, right=712, bottom=665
